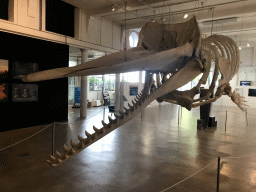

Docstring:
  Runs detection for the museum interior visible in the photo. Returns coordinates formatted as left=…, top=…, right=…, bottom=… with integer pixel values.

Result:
left=1, top=0, right=256, bottom=191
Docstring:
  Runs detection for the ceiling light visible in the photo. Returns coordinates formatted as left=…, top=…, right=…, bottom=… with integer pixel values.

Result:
left=184, top=13, right=188, bottom=19
left=247, top=43, right=250, bottom=47
left=239, top=47, right=241, bottom=50
left=112, top=6, right=115, bottom=11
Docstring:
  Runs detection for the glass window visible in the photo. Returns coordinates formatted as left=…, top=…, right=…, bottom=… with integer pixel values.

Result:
left=129, top=32, right=139, bottom=48
left=89, top=74, right=115, bottom=91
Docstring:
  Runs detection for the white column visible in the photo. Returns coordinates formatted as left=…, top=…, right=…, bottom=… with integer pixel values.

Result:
left=80, top=49, right=88, bottom=118
left=115, top=73, right=121, bottom=110
left=139, top=71, right=143, bottom=83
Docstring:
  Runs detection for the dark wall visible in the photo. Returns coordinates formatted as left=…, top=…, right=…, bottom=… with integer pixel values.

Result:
left=0, top=32, right=69, bottom=132
left=0, top=0, right=9, bottom=21
left=46, top=0, right=75, bottom=37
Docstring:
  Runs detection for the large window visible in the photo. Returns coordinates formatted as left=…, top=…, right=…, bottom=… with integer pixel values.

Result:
left=89, top=74, right=115, bottom=91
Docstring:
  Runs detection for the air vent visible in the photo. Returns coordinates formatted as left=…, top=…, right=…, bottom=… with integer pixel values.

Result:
left=202, top=17, right=238, bottom=25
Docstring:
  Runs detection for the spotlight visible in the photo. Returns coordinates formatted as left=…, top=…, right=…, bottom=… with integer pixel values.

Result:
left=247, top=43, right=250, bottom=47
left=184, top=13, right=188, bottom=19
left=239, top=47, right=241, bottom=50
left=112, top=6, right=115, bottom=11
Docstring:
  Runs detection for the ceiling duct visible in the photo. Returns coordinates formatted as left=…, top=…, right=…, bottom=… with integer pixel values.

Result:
left=202, top=17, right=238, bottom=25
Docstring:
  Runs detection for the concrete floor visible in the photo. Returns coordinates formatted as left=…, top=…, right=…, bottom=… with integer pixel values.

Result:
left=1, top=101, right=256, bottom=192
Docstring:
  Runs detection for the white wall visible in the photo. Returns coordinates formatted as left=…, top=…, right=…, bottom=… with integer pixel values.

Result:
left=75, top=8, right=121, bottom=50
left=213, top=85, right=256, bottom=108
left=0, top=0, right=121, bottom=54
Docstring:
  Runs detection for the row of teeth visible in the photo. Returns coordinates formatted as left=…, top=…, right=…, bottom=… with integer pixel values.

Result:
left=46, top=86, right=159, bottom=167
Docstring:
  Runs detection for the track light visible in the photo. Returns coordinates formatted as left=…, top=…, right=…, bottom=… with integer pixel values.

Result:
left=184, top=13, right=188, bottom=19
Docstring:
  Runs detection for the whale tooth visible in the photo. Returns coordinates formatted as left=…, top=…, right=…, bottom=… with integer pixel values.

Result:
left=70, top=139, right=77, bottom=147
left=93, top=126, right=99, bottom=132
left=78, top=135, right=85, bottom=141
left=64, top=153, right=69, bottom=159
left=71, top=148, right=76, bottom=154
left=56, top=150, right=62, bottom=158
left=114, top=113, right=120, bottom=118
left=124, top=107, right=129, bottom=111
left=46, top=160, right=52, bottom=165
left=80, top=141, right=85, bottom=148
left=57, top=158, right=62, bottom=163
left=101, top=128, right=106, bottom=134
left=128, top=103, right=132, bottom=108
left=85, top=131, right=91, bottom=138
left=50, top=155, right=56, bottom=161
left=63, top=144, right=69, bottom=152
left=108, top=116, right=113, bottom=122
left=102, top=120, right=107, bottom=127
left=119, top=110, right=124, bottom=115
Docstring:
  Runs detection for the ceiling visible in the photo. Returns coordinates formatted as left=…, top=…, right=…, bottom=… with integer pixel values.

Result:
left=64, top=0, right=256, bottom=58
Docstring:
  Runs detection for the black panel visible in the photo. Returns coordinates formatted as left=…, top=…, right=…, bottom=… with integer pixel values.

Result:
left=0, top=31, right=69, bottom=132
left=248, top=89, right=256, bottom=97
left=46, top=0, right=75, bottom=37
left=0, top=0, right=9, bottom=21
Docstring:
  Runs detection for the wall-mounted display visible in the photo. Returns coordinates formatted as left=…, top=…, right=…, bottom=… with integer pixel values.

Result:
left=129, top=85, right=138, bottom=96
left=12, top=84, right=38, bottom=102
left=248, top=89, right=256, bottom=97
left=0, top=83, right=8, bottom=102
left=0, top=59, right=8, bottom=79
left=12, top=61, right=39, bottom=79
left=240, top=81, right=251, bottom=86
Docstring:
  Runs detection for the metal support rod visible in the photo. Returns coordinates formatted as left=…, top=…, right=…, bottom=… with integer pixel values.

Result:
left=217, top=157, right=220, bottom=192
left=124, top=1, right=127, bottom=62
left=52, top=123, right=55, bottom=156
left=103, top=107, right=105, bottom=121
left=246, top=108, right=248, bottom=126
left=178, top=106, right=180, bottom=126
left=181, top=106, right=182, bottom=118
left=225, top=111, right=227, bottom=132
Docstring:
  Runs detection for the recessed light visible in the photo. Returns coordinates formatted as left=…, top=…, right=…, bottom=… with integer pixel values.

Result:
left=247, top=43, right=250, bottom=47
left=184, top=13, right=188, bottom=19
left=239, top=47, right=241, bottom=50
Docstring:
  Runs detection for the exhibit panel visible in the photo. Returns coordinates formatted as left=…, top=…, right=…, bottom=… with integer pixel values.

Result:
left=0, top=31, right=69, bottom=132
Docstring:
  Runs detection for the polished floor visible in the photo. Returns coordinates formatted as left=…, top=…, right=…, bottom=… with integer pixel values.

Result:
left=1, top=101, right=256, bottom=192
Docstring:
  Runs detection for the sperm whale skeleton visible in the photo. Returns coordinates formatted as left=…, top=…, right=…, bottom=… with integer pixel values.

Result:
left=22, top=16, right=247, bottom=167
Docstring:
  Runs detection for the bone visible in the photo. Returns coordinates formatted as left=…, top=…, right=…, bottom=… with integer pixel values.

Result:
left=101, top=120, right=107, bottom=127
left=93, top=126, right=99, bottom=132
left=78, top=135, right=85, bottom=141
left=57, top=158, right=62, bottom=163
left=85, top=131, right=92, bottom=138
left=50, top=155, right=56, bottom=161
left=114, top=113, right=120, bottom=118
left=63, top=144, right=70, bottom=152
left=70, top=148, right=76, bottom=154
left=108, top=116, right=114, bottom=122
left=56, top=150, right=62, bottom=158
left=128, top=103, right=132, bottom=108
left=70, top=139, right=77, bottom=147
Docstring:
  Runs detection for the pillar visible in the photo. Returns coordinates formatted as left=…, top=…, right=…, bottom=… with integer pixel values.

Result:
left=115, top=73, right=121, bottom=110
left=139, top=71, right=143, bottom=83
left=80, top=49, right=88, bottom=118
